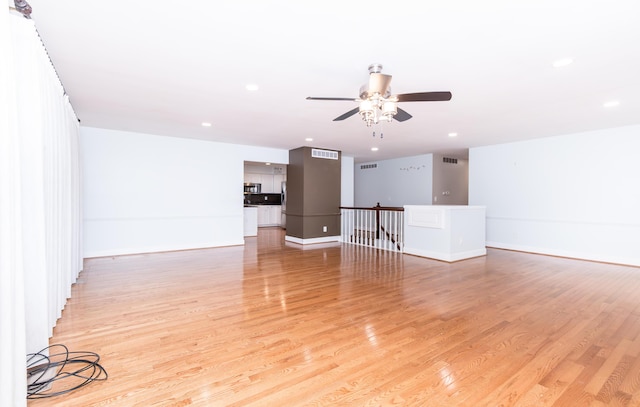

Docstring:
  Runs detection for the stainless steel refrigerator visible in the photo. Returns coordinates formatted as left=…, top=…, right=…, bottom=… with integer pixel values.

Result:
left=280, top=181, right=286, bottom=229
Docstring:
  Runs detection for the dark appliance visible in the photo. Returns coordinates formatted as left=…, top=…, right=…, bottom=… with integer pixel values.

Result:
left=281, top=181, right=286, bottom=229
left=244, top=183, right=261, bottom=194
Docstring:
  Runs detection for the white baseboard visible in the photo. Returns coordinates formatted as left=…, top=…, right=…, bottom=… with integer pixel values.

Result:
left=285, top=235, right=340, bottom=245
left=403, top=247, right=487, bottom=262
left=83, top=239, right=245, bottom=258
left=486, top=241, right=640, bottom=267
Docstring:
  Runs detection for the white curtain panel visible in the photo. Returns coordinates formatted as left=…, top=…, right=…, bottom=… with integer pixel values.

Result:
left=1, top=8, right=27, bottom=406
left=1, top=12, right=82, bottom=406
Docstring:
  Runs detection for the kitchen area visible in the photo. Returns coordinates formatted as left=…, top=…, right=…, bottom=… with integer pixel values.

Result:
left=243, top=162, right=287, bottom=236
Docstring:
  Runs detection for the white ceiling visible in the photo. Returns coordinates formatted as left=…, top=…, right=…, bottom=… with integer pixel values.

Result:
left=25, top=0, right=640, bottom=163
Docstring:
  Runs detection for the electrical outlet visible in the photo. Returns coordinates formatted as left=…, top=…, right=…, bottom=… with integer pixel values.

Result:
left=322, top=226, right=327, bottom=232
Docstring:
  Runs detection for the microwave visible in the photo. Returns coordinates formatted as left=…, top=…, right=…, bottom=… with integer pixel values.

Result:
left=244, top=183, right=261, bottom=194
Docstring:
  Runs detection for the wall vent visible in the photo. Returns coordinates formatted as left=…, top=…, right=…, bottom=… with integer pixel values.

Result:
left=311, top=148, right=339, bottom=160
left=443, top=157, right=458, bottom=164
left=360, top=163, right=378, bottom=170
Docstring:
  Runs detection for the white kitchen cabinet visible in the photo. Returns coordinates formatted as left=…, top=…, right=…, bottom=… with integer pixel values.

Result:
left=257, top=205, right=281, bottom=227
left=257, top=206, right=269, bottom=226
left=245, top=173, right=275, bottom=192
left=244, top=173, right=261, bottom=184
left=260, top=174, right=274, bottom=193
left=270, top=205, right=281, bottom=225
left=244, top=170, right=286, bottom=193
left=273, top=174, right=285, bottom=193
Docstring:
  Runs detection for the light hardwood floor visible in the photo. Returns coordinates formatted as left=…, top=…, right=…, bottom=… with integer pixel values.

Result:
left=28, top=228, right=640, bottom=406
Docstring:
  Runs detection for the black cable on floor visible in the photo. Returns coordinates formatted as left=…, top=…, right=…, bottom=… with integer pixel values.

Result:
left=26, top=344, right=108, bottom=399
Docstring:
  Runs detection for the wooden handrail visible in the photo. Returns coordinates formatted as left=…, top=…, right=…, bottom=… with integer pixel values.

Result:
left=380, top=225, right=402, bottom=251
left=339, top=206, right=404, bottom=212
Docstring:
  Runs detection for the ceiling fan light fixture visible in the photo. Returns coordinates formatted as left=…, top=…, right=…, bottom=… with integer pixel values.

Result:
left=382, top=100, right=397, bottom=122
left=306, top=64, right=452, bottom=128
left=359, top=99, right=375, bottom=126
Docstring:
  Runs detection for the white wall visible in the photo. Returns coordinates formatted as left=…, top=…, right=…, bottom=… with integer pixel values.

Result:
left=469, top=124, right=640, bottom=266
left=341, top=155, right=355, bottom=207
left=354, top=154, right=433, bottom=207
left=82, top=127, right=288, bottom=257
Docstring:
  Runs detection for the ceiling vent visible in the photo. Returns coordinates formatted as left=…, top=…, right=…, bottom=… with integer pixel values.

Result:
left=360, top=163, right=378, bottom=170
left=443, top=157, right=458, bottom=164
left=311, top=148, right=339, bottom=160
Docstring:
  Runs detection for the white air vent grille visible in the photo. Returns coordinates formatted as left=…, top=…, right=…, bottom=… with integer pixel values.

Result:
left=360, top=163, right=378, bottom=170
left=443, top=157, right=458, bottom=164
left=311, top=148, right=339, bottom=160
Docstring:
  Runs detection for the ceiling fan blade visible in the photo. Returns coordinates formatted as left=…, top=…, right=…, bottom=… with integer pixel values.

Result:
left=395, top=91, right=452, bottom=102
left=333, top=107, right=359, bottom=121
left=394, top=108, right=412, bottom=122
left=307, top=96, right=357, bottom=101
left=368, top=73, right=392, bottom=96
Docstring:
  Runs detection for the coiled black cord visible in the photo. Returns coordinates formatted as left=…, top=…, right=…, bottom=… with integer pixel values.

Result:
left=26, top=344, right=108, bottom=399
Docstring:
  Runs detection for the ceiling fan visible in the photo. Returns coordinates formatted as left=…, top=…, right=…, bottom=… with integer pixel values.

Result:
left=307, top=64, right=452, bottom=127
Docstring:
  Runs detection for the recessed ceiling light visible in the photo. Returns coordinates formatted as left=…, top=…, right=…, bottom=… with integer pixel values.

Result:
left=603, top=100, right=620, bottom=108
left=448, top=132, right=458, bottom=137
left=201, top=122, right=212, bottom=127
left=552, top=58, right=574, bottom=68
left=305, top=138, right=313, bottom=142
left=371, top=147, right=379, bottom=152
left=245, top=84, right=259, bottom=91
left=265, top=162, right=271, bottom=166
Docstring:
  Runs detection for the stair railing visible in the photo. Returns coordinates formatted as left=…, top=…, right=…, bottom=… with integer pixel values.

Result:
left=340, top=205, right=404, bottom=252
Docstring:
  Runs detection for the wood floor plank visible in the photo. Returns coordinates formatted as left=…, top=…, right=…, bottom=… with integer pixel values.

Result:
left=27, top=228, right=640, bottom=406
left=619, top=350, right=640, bottom=395
left=585, top=340, right=634, bottom=396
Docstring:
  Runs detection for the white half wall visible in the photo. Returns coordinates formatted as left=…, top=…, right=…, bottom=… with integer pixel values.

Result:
left=469, top=124, right=640, bottom=266
left=404, top=205, right=487, bottom=262
left=355, top=154, right=433, bottom=207
left=81, top=127, right=288, bottom=257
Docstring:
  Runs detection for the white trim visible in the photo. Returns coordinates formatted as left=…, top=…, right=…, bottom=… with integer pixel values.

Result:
left=486, top=242, right=640, bottom=267
left=403, top=247, right=487, bottom=262
left=83, top=240, right=244, bottom=258
left=285, top=235, right=340, bottom=245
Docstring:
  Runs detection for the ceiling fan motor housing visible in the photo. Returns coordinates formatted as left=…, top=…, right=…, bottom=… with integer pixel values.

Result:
left=368, top=63, right=384, bottom=74
left=360, top=84, right=392, bottom=99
